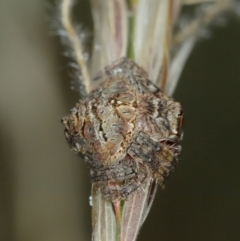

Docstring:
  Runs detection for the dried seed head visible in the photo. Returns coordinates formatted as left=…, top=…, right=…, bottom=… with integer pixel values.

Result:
left=62, top=58, right=183, bottom=200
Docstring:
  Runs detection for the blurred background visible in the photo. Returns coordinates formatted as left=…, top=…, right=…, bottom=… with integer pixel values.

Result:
left=0, top=0, right=240, bottom=241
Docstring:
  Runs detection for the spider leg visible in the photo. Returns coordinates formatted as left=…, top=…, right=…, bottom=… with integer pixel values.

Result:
left=101, top=170, right=147, bottom=200
left=91, top=154, right=148, bottom=200
left=128, top=132, right=178, bottom=183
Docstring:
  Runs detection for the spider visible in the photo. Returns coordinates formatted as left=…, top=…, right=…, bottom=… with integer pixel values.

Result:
left=62, top=58, right=183, bottom=200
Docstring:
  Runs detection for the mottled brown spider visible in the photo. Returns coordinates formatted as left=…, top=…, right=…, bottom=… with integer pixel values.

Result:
left=62, top=58, right=183, bottom=201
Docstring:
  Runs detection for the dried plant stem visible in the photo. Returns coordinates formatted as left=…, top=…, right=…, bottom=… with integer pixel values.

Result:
left=166, top=36, right=196, bottom=96
left=166, top=0, right=235, bottom=95
left=60, top=0, right=91, bottom=93
left=159, top=1, right=173, bottom=91
left=133, top=0, right=170, bottom=85
left=90, top=0, right=128, bottom=80
left=92, top=185, right=117, bottom=241
left=120, top=177, right=157, bottom=241
left=173, top=0, right=233, bottom=47
left=91, top=177, right=158, bottom=241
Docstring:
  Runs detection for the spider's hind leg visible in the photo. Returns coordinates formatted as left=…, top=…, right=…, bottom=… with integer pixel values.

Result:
left=92, top=155, right=148, bottom=200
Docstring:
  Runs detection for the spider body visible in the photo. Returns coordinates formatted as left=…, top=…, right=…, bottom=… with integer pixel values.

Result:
left=62, top=58, right=183, bottom=200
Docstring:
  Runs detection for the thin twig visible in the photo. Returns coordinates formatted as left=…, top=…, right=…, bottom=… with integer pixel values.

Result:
left=166, top=36, right=196, bottom=96
left=173, top=0, right=233, bottom=47
left=166, top=0, right=235, bottom=96
left=60, top=0, right=91, bottom=93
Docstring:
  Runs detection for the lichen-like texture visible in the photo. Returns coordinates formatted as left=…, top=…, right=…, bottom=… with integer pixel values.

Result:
left=62, top=58, right=183, bottom=200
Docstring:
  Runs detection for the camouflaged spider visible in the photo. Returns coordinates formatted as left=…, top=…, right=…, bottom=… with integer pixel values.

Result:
left=62, top=58, right=183, bottom=200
